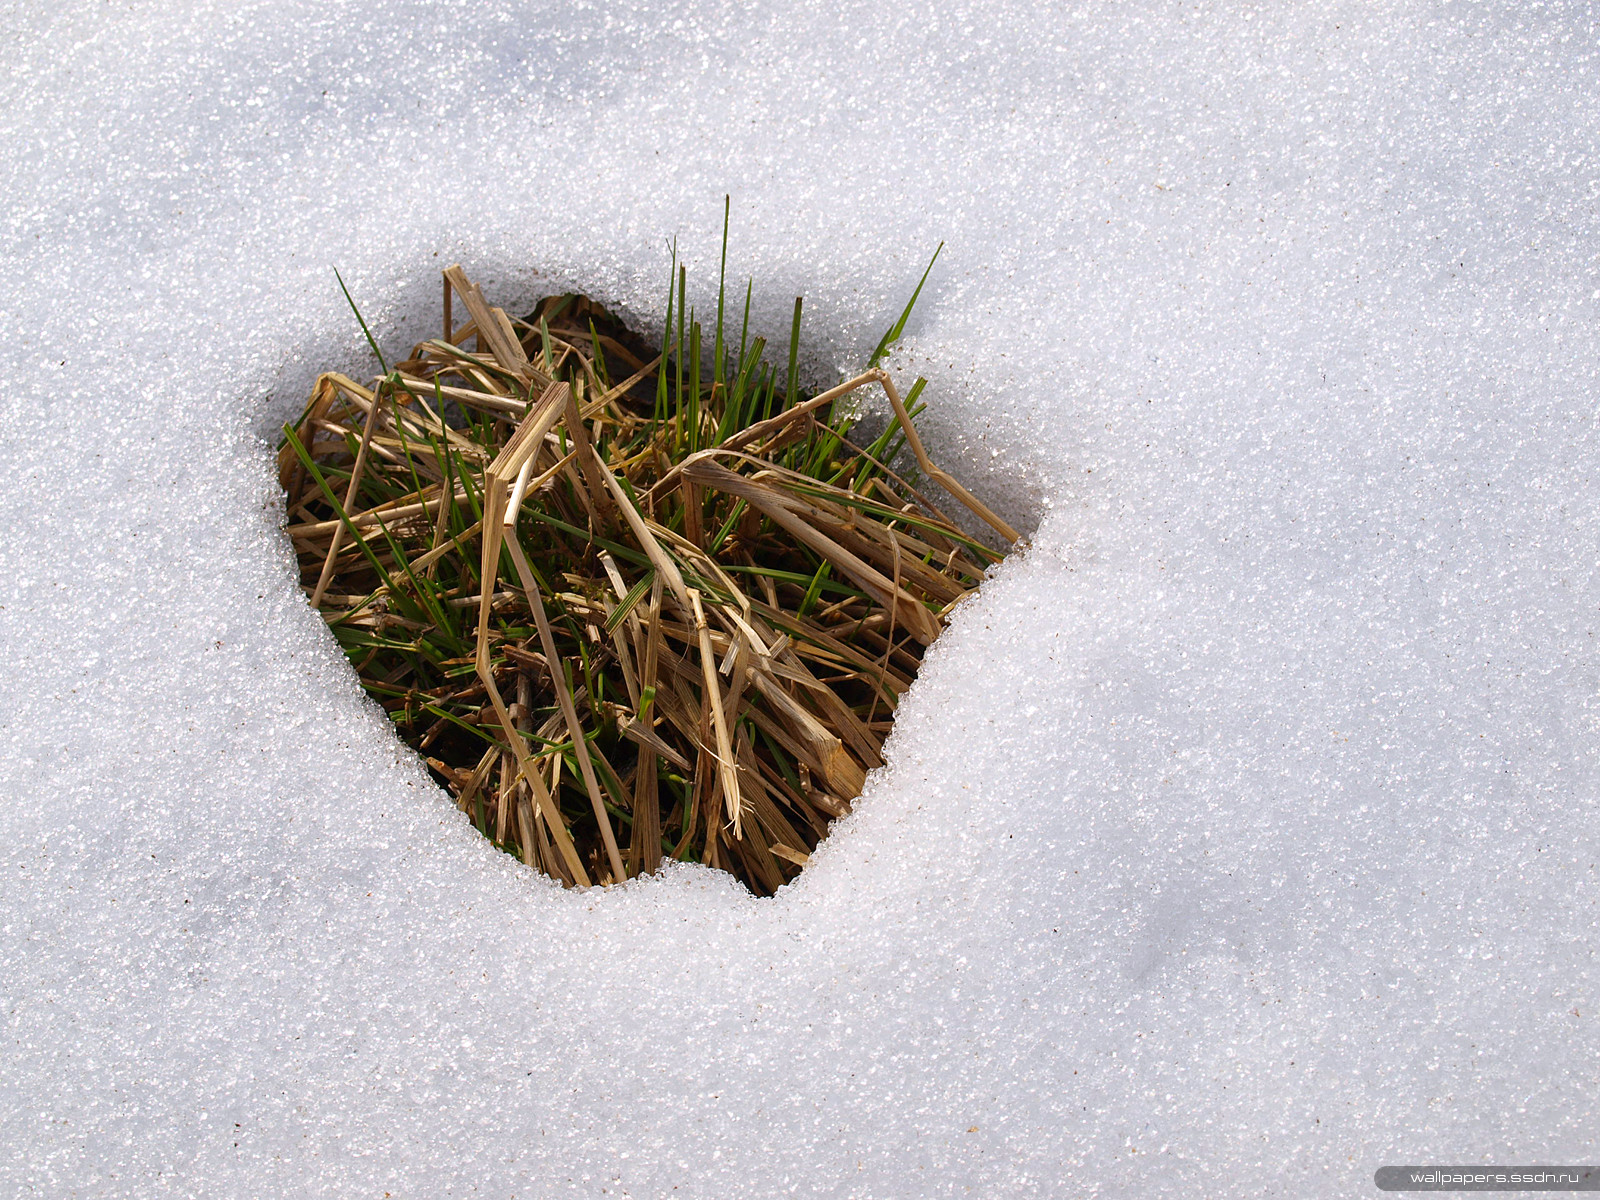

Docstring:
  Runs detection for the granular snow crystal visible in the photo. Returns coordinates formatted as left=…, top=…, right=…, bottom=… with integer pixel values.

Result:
left=0, top=2, right=1595, bottom=1196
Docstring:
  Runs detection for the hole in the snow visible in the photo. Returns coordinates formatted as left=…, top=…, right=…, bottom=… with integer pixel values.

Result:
left=278, top=251, right=1017, bottom=893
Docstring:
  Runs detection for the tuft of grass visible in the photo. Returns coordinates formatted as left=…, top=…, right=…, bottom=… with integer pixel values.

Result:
left=279, top=234, right=1017, bottom=893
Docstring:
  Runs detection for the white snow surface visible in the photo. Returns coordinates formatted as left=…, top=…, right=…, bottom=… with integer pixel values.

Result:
left=2, top=1, right=1597, bottom=1195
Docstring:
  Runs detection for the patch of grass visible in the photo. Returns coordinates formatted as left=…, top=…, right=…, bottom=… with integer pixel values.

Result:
left=279, top=229, right=1017, bottom=893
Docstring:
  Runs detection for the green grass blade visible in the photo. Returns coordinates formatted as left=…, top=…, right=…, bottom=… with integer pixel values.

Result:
left=714, top=195, right=729, bottom=386
left=785, top=296, right=802, bottom=408
left=334, top=268, right=389, bottom=375
left=604, top=570, right=656, bottom=634
left=868, top=242, right=942, bottom=369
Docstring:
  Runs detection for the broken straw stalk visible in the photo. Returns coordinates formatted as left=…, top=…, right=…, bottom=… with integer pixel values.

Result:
left=278, top=264, right=1015, bottom=893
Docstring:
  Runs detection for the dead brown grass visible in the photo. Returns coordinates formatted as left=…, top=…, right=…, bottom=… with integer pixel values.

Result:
left=279, top=264, right=1015, bottom=892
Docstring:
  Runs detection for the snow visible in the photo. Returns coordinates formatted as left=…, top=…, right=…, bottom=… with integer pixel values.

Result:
left=1, top=1, right=1597, bottom=1195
